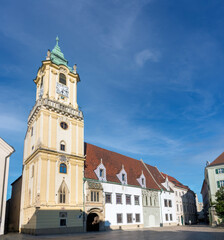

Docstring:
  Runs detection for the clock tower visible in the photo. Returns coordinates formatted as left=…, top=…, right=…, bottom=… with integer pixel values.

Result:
left=20, top=37, right=85, bottom=234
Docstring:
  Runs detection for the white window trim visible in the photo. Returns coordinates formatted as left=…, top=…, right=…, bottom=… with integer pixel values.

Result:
left=94, top=159, right=107, bottom=181
left=137, top=171, right=146, bottom=188
left=116, top=165, right=127, bottom=185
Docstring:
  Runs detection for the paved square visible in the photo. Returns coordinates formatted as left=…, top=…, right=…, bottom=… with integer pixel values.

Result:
left=1, top=225, right=224, bottom=240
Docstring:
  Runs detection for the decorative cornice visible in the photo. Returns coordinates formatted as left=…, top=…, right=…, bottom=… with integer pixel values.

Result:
left=27, top=98, right=83, bottom=125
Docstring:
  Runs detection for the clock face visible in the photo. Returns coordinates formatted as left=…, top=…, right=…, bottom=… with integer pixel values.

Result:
left=56, top=82, right=69, bottom=98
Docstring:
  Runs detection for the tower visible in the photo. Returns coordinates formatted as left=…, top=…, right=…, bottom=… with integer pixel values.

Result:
left=20, top=38, right=85, bottom=234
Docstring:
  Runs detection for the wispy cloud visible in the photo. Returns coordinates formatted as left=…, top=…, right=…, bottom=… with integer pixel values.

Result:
left=135, top=49, right=160, bottom=66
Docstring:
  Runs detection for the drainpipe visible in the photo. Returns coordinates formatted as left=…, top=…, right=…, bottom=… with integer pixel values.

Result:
left=0, top=149, right=15, bottom=227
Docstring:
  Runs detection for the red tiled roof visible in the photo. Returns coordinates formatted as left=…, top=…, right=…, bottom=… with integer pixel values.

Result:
left=208, top=152, right=224, bottom=167
left=84, top=143, right=160, bottom=190
left=162, top=173, right=189, bottom=190
left=144, top=164, right=167, bottom=191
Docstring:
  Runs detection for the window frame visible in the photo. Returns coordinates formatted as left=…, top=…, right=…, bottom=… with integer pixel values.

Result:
left=59, top=163, right=67, bottom=174
left=117, top=213, right=122, bottom=224
left=135, top=213, right=140, bottom=223
left=116, top=193, right=122, bottom=204
left=126, top=194, right=131, bottom=205
left=105, top=193, right=112, bottom=204
left=127, top=213, right=132, bottom=223
left=134, top=195, right=140, bottom=205
left=59, top=73, right=66, bottom=85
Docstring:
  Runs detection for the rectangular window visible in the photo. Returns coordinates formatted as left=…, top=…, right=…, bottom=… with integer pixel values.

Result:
left=175, top=191, right=177, bottom=196
left=105, top=193, right=112, bottom=203
left=117, top=214, right=122, bottom=223
left=136, top=214, right=140, bottom=222
left=126, top=195, right=131, bottom=205
left=164, top=199, right=168, bottom=207
left=122, top=174, right=126, bottom=181
left=168, top=200, right=172, bottom=207
left=165, top=214, right=168, bottom=221
left=99, top=169, right=104, bottom=177
left=91, top=191, right=99, bottom=202
left=170, top=214, right=173, bottom=221
left=150, top=197, right=152, bottom=206
left=134, top=195, right=140, bottom=205
left=145, top=196, right=148, bottom=206
left=116, top=194, right=122, bottom=204
left=60, top=144, right=65, bottom=151
left=127, top=213, right=132, bottom=223
left=31, top=127, right=33, bottom=136
left=217, top=180, right=224, bottom=188
left=177, top=204, right=179, bottom=212
left=216, top=168, right=224, bottom=174
left=142, top=178, right=144, bottom=185
left=60, top=219, right=66, bottom=226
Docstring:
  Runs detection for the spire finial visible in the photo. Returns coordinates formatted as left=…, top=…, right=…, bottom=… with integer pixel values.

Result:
left=56, top=36, right=59, bottom=46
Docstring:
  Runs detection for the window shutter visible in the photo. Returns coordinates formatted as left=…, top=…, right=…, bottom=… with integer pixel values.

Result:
left=215, top=169, right=218, bottom=174
left=217, top=181, right=220, bottom=188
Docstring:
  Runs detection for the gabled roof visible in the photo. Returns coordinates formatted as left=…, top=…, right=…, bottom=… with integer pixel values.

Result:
left=162, top=173, right=189, bottom=190
left=144, top=164, right=167, bottom=191
left=208, top=152, right=224, bottom=167
left=84, top=143, right=160, bottom=190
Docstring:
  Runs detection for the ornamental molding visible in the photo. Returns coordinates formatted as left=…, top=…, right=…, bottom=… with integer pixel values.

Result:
left=27, top=98, right=83, bottom=126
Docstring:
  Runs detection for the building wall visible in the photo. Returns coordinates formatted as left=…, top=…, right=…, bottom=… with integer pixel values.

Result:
left=8, top=177, right=22, bottom=232
left=159, top=191, right=177, bottom=226
left=102, top=182, right=143, bottom=229
left=142, top=189, right=160, bottom=227
left=0, top=138, right=14, bottom=235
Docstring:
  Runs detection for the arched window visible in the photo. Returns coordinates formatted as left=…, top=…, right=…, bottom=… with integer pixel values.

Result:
left=59, top=73, right=66, bottom=85
left=60, top=141, right=66, bottom=151
left=60, top=163, right=67, bottom=174
left=58, top=181, right=68, bottom=204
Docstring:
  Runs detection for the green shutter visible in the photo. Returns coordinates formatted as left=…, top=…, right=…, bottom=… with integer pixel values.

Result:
left=215, top=169, right=218, bottom=174
left=217, top=181, right=220, bottom=188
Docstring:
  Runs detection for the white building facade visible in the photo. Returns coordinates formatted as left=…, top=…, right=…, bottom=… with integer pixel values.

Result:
left=0, top=138, right=14, bottom=235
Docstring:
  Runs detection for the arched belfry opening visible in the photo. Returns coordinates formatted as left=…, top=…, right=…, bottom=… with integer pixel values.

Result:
left=58, top=180, right=69, bottom=204
left=86, top=212, right=100, bottom=232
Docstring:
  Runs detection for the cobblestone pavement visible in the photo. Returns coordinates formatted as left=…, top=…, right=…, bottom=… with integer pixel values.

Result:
left=1, top=225, right=224, bottom=240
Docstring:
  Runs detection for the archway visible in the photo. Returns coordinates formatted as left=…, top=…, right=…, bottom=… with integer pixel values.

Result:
left=86, top=213, right=100, bottom=231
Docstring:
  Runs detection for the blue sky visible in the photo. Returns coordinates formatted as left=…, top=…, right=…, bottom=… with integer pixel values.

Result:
left=1, top=0, right=224, bottom=201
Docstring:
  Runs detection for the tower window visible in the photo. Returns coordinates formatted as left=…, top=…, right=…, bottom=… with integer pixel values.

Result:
left=60, top=163, right=67, bottom=174
left=60, top=141, right=66, bottom=151
left=40, top=76, right=43, bottom=88
left=58, top=181, right=68, bottom=204
left=60, top=122, right=68, bottom=130
left=59, top=73, right=66, bottom=85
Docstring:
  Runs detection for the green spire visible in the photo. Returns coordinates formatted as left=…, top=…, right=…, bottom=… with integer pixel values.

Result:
left=50, top=36, right=73, bottom=72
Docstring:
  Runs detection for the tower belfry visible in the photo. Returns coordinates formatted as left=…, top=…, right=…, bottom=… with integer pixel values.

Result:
left=20, top=38, right=85, bottom=234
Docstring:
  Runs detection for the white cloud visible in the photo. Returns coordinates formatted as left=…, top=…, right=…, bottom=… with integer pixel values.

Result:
left=135, top=49, right=160, bottom=67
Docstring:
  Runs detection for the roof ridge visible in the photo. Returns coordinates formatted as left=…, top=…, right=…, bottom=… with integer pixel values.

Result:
left=85, top=142, right=140, bottom=162
left=141, top=160, right=162, bottom=190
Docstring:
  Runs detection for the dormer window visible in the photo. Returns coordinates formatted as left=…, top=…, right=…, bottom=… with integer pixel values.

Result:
left=116, top=165, right=127, bottom=185
left=99, top=169, right=104, bottom=178
left=94, top=159, right=107, bottom=181
left=137, top=171, right=146, bottom=188
left=59, top=73, right=66, bottom=85
left=122, top=174, right=125, bottom=181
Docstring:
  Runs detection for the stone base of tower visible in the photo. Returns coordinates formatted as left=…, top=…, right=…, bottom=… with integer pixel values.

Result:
left=20, top=209, right=84, bottom=235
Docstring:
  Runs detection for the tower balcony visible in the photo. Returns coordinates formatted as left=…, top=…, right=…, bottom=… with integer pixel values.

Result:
left=28, top=98, right=83, bottom=125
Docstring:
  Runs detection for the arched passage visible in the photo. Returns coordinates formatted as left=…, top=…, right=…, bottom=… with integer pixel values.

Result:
left=86, top=213, right=100, bottom=232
